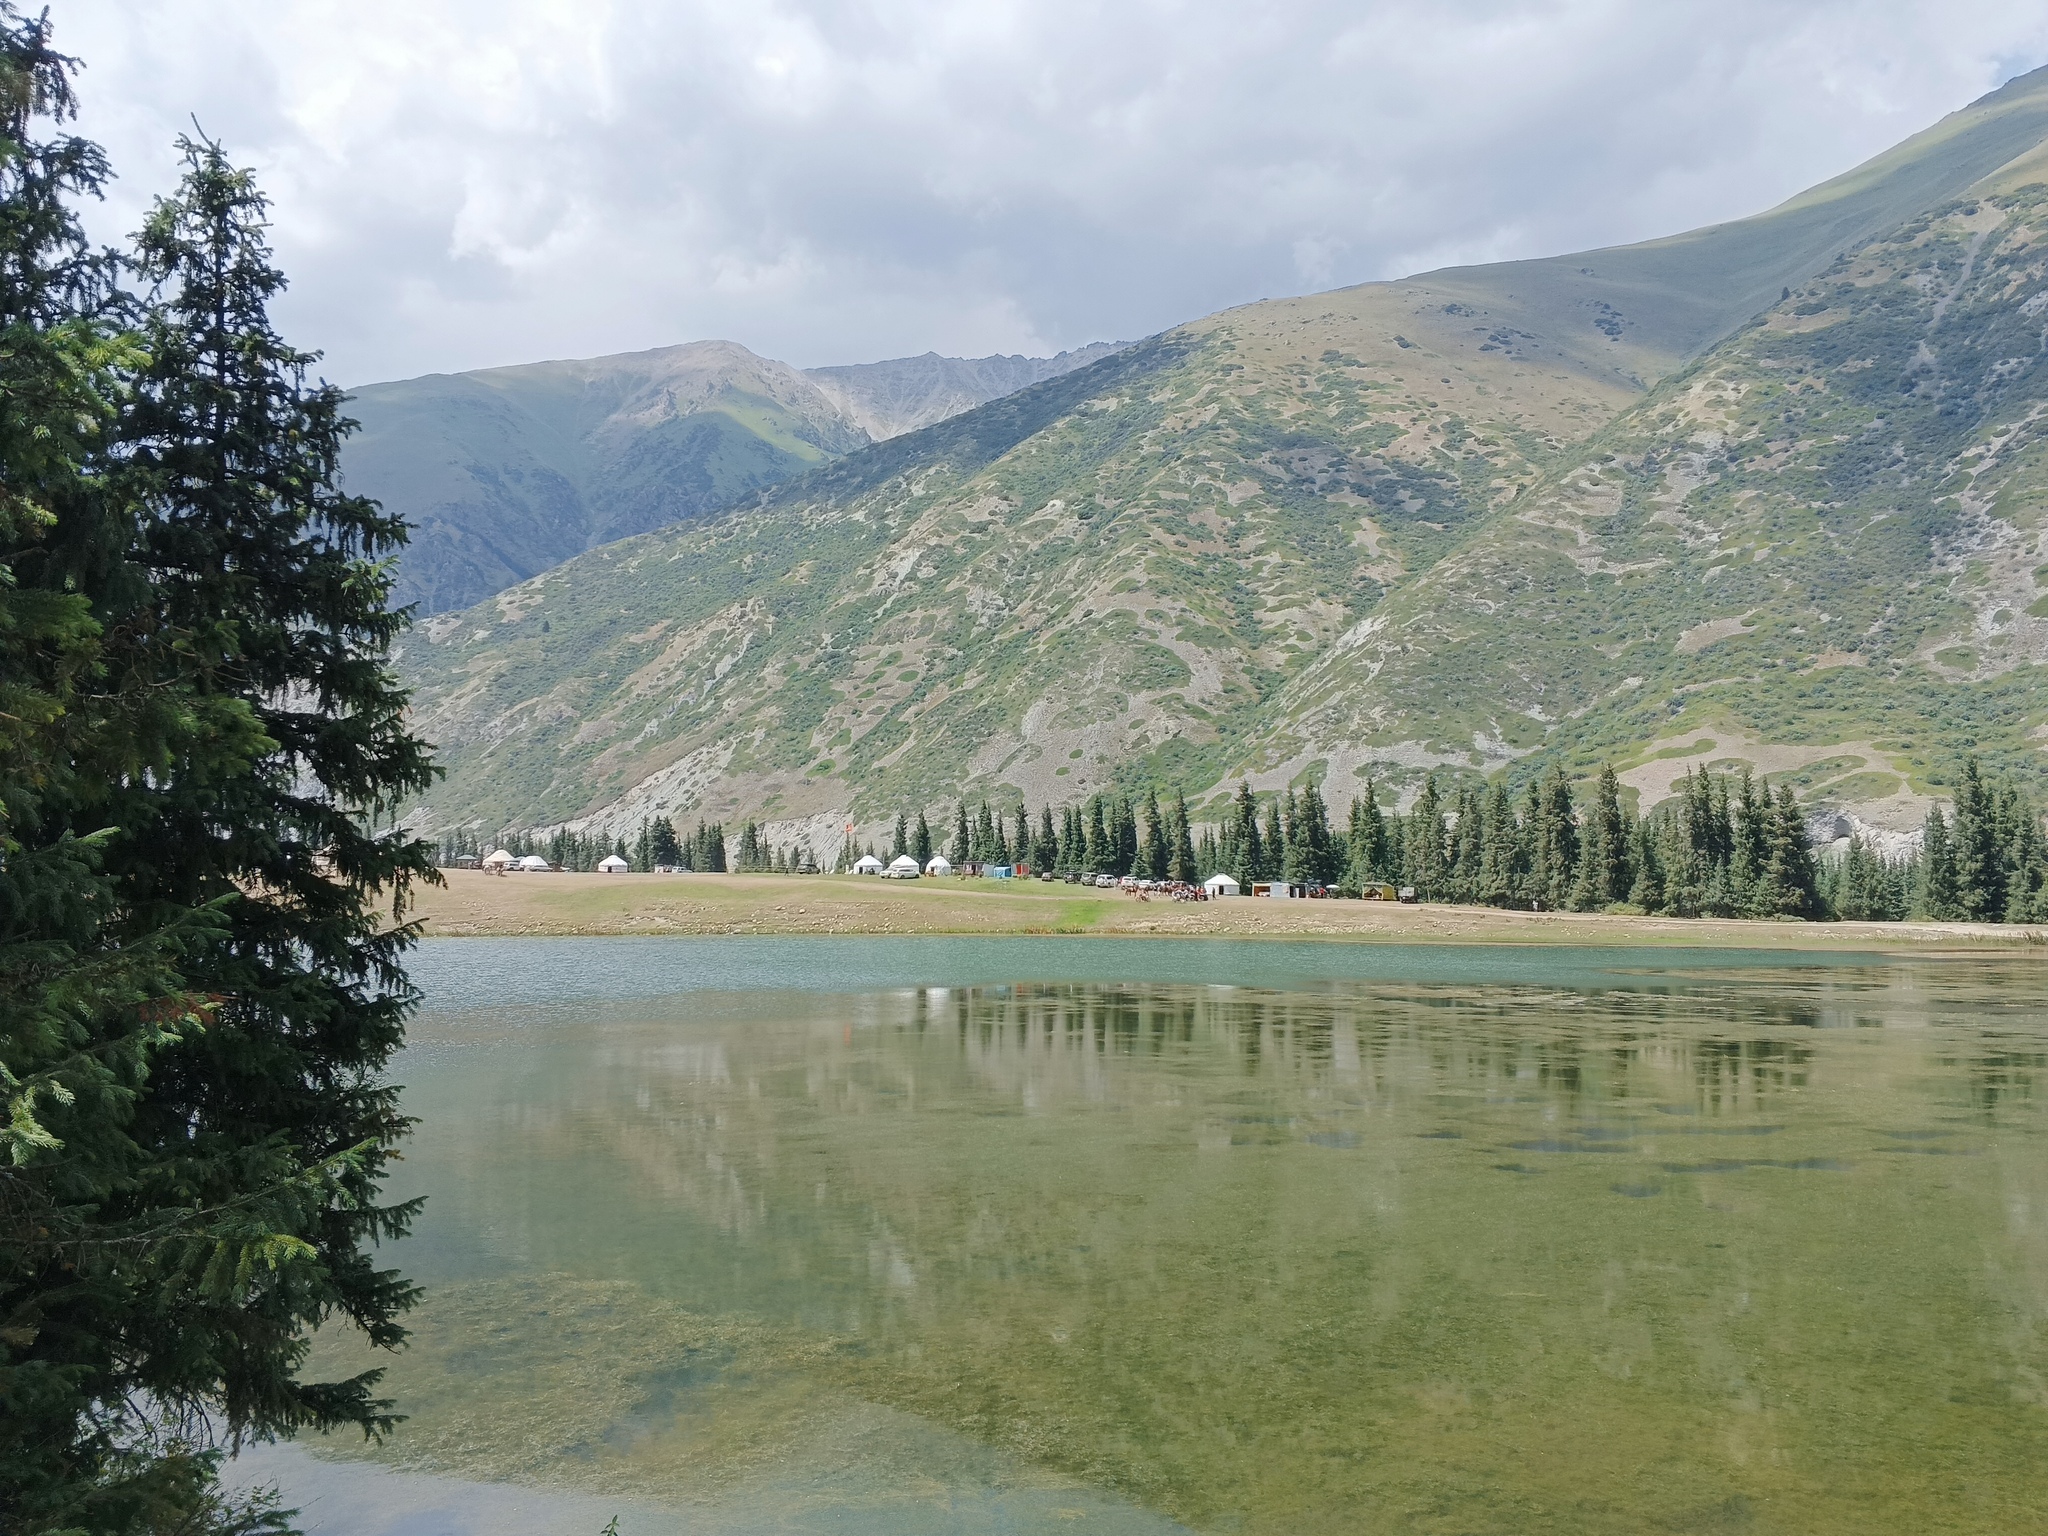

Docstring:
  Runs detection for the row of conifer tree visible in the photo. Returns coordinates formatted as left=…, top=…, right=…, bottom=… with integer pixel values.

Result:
left=458, top=759, right=2048, bottom=925
left=832, top=791, right=1208, bottom=879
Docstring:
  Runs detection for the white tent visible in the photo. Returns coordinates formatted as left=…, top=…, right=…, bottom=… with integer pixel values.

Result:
left=597, top=854, right=629, bottom=873
left=516, top=854, right=552, bottom=872
left=1203, top=872, right=1240, bottom=897
left=885, top=854, right=922, bottom=879
left=481, top=848, right=514, bottom=870
left=852, top=853, right=885, bottom=875
left=924, top=855, right=953, bottom=876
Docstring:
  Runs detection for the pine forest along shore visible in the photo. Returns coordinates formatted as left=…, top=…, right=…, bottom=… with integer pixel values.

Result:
left=405, top=870, right=2043, bottom=951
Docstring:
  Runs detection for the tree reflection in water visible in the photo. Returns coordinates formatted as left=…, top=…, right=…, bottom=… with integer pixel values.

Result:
left=307, top=958, right=2048, bottom=1535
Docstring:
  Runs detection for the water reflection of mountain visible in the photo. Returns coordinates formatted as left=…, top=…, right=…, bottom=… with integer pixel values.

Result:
left=367, top=962, right=2047, bottom=1534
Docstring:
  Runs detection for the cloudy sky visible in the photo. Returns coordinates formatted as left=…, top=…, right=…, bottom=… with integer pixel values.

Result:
left=56, top=1, right=2048, bottom=385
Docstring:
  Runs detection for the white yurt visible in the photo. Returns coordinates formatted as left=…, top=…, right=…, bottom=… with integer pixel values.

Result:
left=885, top=854, right=922, bottom=879
left=481, top=848, right=514, bottom=870
left=852, top=853, right=885, bottom=875
left=517, top=854, right=552, bottom=872
left=924, top=855, right=953, bottom=876
left=597, top=854, right=629, bottom=873
left=1203, top=872, right=1241, bottom=897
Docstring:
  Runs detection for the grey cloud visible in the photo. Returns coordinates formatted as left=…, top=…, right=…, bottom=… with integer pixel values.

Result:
left=56, top=0, right=2048, bottom=385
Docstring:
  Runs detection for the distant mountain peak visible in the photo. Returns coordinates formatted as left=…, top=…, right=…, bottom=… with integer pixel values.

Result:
left=346, top=338, right=1119, bottom=614
left=804, top=343, right=1123, bottom=440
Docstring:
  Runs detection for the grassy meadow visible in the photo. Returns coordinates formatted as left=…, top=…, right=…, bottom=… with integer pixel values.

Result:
left=404, top=870, right=2040, bottom=950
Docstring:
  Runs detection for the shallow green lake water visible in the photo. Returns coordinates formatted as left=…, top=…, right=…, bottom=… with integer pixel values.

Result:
left=279, top=939, right=2048, bottom=1534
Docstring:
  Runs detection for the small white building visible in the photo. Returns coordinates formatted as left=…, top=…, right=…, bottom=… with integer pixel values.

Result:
left=1203, top=872, right=1241, bottom=897
left=481, top=848, right=514, bottom=871
left=597, top=854, right=629, bottom=873
left=885, top=854, right=922, bottom=879
left=516, top=854, right=552, bottom=872
left=924, top=855, right=953, bottom=876
left=851, top=853, right=885, bottom=875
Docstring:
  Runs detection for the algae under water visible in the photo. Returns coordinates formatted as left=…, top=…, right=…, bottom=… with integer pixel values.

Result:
left=287, top=940, right=2048, bottom=1534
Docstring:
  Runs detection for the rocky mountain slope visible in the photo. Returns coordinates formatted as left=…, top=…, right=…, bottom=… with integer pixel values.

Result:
left=806, top=345, right=1122, bottom=440
left=346, top=340, right=1116, bottom=614
left=392, top=66, right=2048, bottom=850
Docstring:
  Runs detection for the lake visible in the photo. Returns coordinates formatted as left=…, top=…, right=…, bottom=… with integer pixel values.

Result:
left=234, top=938, right=2048, bottom=1535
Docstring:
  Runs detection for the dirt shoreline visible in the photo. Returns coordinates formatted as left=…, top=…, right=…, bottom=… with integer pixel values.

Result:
left=399, top=871, right=2044, bottom=953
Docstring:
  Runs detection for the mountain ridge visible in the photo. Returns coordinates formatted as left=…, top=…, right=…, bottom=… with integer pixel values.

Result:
left=805, top=344, right=1124, bottom=441
left=391, top=65, right=2048, bottom=853
left=345, top=338, right=1119, bottom=615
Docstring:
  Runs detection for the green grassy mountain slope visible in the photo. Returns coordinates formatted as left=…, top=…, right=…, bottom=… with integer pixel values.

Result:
left=347, top=340, right=864, bottom=615
left=347, top=340, right=1121, bottom=615
left=393, top=67, right=2048, bottom=847
left=1278, top=182, right=2048, bottom=829
left=1418, top=59, right=2048, bottom=381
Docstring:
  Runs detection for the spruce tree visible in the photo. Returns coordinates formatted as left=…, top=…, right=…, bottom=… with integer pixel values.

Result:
left=1477, top=780, right=1521, bottom=907
left=1626, top=816, right=1663, bottom=912
left=1116, top=795, right=1140, bottom=876
left=1758, top=784, right=1819, bottom=918
left=1086, top=796, right=1109, bottom=872
left=1406, top=775, right=1446, bottom=898
left=1730, top=770, right=1767, bottom=914
left=1951, top=759, right=2004, bottom=920
left=1999, top=784, right=2047, bottom=922
left=1570, top=766, right=1628, bottom=910
left=1282, top=788, right=1305, bottom=883
left=913, top=811, right=933, bottom=864
left=1348, top=777, right=1390, bottom=883
left=5, top=106, right=439, bottom=1529
left=119, top=116, right=437, bottom=1445
left=1229, top=782, right=1262, bottom=885
left=651, top=819, right=684, bottom=868
left=1445, top=784, right=1483, bottom=903
left=1260, top=797, right=1285, bottom=883
left=1169, top=791, right=1198, bottom=883
left=1659, top=772, right=1706, bottom=917
left=0, top=24, right=263, bottom=1524
left=1140, top=789, right=1166, bottom=879
left=1832, top=833, right=1906, bottom=922
left=1527, top=767, right=1578, bottom=910
left=1012, top=804, right=1030, bottom=867
left=1286, top=783, right=1340, bottom=885
left=1920, top=806, right=1960, bottom=920
left=1699, top=772, right=1735, bottom=914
